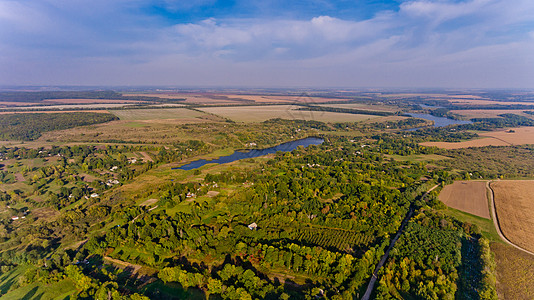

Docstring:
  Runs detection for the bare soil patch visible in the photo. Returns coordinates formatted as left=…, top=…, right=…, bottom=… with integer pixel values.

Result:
left=491, top=180, right=534, bottom=253
left=14, top=173, right=25, bottom=182
left=207, top=191, right=220, bottom=197
left=439, top=181, right=490, bottom=218
left=139, top=198, right=158, bottom=206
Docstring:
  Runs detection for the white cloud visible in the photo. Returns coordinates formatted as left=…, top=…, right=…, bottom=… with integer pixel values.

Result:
left=0, top=0, right=533, bottom=87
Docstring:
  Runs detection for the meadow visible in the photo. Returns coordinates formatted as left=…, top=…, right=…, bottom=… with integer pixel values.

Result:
left=110, top=108, right=215, bottom=121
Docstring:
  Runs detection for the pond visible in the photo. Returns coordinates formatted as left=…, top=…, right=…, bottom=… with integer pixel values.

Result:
left=174, top=137, right=324, bottom=170
left=407, top=113, right=472, bottom=130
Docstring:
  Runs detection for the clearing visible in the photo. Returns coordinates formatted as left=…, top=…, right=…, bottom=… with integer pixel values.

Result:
left=421, top=127, right=534, bottom=149
left=438, top=181, right=490, bottom=219
left=197, top=105, right=382, bottom=123
left=491, top=180, right=534, bottom=253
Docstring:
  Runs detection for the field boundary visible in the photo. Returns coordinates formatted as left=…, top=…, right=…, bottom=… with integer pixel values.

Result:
left=487, top=181, right=534, bottom=256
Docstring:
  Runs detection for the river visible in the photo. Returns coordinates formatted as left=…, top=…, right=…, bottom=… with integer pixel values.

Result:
left=407, top=113, right=472, bottom=130
left=174, top=137, right=324, bottom=170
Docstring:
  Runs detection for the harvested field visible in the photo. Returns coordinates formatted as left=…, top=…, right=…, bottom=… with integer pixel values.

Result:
left=318, top=103, right=399, bottom=112
left=0, top=101, right=41, bottom=107
left=110, top=108, right=215, bottom=121
left=42, top=98, right=146, bottom=104
left=451, top=109, right=534, bottom=119
left=0, top=110, right=110, bottom=114
left=125, top=93, right=353, bottom=105
left=421, top=127, right=534, bottom=149
left=3, top=103, right=135, bottom=110
left=198, top=105, right=381, bottom=123
left=448, top=99, right=534, bottom=106
left=491, top=180, right=534, bottom=253
left=439, top=181, right=490, bottom=219
left=492, top=242, right=534, bottom=299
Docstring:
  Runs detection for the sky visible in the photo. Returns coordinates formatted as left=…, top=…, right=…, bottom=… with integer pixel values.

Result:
left=1, top=0, right=533, bottom=88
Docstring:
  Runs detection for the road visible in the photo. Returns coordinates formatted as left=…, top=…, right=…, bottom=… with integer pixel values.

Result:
left=486, top=181, right=534, bottom=256
left=361, top=184, right=439, bottom=300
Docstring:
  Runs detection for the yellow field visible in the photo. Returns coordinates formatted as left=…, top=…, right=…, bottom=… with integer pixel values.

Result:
left=492, top=242, right=534, bottom=299
left=421, top=127, right=534, bottom=149
left=491, top=180, right=534, bottom=253
left=197, top=105, right=382, bottom=123
left=439, top=181, right=490, bottom=219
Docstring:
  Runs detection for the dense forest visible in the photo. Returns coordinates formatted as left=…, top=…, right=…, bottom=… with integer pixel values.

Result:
left=0, top=112, right=118, bottom=141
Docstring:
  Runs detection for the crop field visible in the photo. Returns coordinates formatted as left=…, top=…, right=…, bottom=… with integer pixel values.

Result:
left=0, top=110, right=110, bottom=114
left=197, top=105, right=382, bottom=123
left=110, top=108, right=217, bottom=121
left=492, top=242, right=534, bottom=299
left=124, top=92, right=353, bottom=105
left=318, top=103, right=399, bottom=112
left=0, top=101, right=41, bottom=107
left=448, top=99, right=534, bottom=106
left=491, top=180, right=534, bottom=253
left=451, top=109, right=534, bottom=119
left=42, top=98, right=146, bottom=104
left=439, top=181, right=490, bottom=219
left=421, top=127, right=534, bottom=149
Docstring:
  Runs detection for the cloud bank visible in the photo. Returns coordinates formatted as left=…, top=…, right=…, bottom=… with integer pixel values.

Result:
left=0, top=0, right=533, bottom=88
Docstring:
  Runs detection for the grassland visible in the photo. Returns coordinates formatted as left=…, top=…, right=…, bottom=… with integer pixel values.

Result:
left=0, top=265, right=77, bottom=299
left=491, top=180, right=534, bottom=253
left=438, top=181, right=490, bottom=219
left=421, top=127, right=534, bottom=149
left=492, top=242, right=534, bottom=299
left=110, top=108, right=217, bottom=121
left=197, top=105, right=382, bottom=123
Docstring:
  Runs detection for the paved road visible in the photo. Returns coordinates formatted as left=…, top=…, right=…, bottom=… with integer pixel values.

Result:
left=486, top=181, right=534, bottom=256
left=361, top=184, right=439, bottom=300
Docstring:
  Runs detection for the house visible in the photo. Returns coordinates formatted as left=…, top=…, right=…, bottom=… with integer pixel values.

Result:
left=248, top=222, right=258, bottom=230
left=11, top=216, right=19, bottom=221
left=110, top=166, right=119, bottom=171
left=90, top=193, right=99, bottom=198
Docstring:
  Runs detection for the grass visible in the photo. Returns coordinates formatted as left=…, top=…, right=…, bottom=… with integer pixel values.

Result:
left=443, top=207, right=500, bottom=242
left=0, top=265, right=77, bottom=300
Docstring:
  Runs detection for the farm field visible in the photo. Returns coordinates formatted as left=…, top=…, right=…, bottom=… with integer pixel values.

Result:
left=124, top=92, right=353, bottom=105
left=492, top=242, right=534, bottom=299
left=491, top=180, right=534, bottom=253
left=439, top=181, right=490, bottom=219
left=110, top=108, right=216, bottom=121
left=42, top=98, right=147, bottom=104
left=318, top=103, right=399, bottom=112
left=0, top=101, right=42, bottom=107
left=197, top=105, right=382, bottom=123
left=385, top=154, right=450, bottom=162
left=451, top=109, right=534, bottom=119
left=421, top=127, right=534, bottom=149
left=0, top=110, right=110, bottom=114
left=2, top=103, right=135, bottom=110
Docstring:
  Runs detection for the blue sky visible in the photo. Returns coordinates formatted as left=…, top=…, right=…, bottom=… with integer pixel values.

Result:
left=1, top=0, right=533, bottom=88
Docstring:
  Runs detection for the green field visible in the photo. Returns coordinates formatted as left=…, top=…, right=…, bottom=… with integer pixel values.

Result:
left=0, top=266, right=77, bottom=299
left=198, top=105, right=382, bottom=123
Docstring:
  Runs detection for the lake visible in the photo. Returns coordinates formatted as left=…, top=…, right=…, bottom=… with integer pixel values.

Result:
left=174, top=137, right=324, bottom=170
left=407, top=113, right=472, bottom=130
